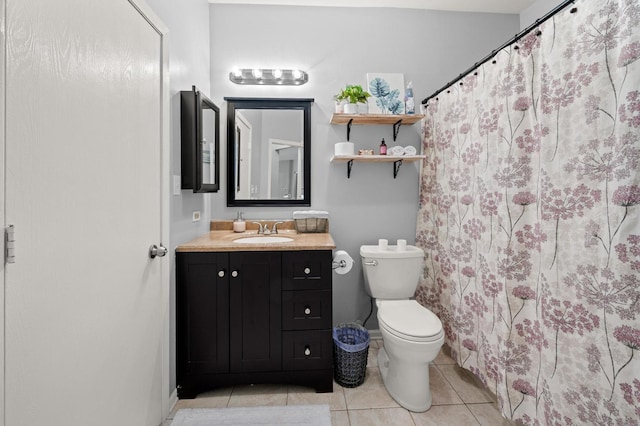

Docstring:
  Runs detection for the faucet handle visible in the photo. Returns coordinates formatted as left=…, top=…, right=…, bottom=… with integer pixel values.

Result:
left=252, top=222, right=264, bottom=234
left=271, top=221, right=285, bottom=234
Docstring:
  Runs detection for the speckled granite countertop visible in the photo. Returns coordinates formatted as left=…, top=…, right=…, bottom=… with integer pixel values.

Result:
left=176, top=220, right=336, bottom=252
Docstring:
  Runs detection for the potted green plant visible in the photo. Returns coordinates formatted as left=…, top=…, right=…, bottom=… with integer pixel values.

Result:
left=335, top=84, right=371, bottom=114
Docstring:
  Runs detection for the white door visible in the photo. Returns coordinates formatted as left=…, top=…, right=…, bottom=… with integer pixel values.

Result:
left=235, top=113, right=252, bottom=199
left=267, top=139, right=303, bottom=199
left=3, top=0, right=169, bottom=425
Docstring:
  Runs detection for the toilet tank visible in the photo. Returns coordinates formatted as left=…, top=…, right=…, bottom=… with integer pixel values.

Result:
left=360, top=245, right=425, bottom=299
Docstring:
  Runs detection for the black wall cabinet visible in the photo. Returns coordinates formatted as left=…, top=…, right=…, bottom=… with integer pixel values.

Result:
left=181, top=86, right=220, bottom=193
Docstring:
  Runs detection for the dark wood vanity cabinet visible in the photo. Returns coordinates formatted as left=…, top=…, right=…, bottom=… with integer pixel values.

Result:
left=229, top=251, right=282, bottom=373
left=176, top=252, right=229, bottom=376
left=176, top=250, right=333, bottom=398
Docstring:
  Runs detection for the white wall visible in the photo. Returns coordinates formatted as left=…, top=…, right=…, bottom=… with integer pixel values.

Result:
left=209, top=5, right=519, bottom=329
left=144, top=0, right=212, bottom=393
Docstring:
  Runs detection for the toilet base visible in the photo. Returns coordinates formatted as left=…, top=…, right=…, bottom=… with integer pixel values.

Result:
left=377, top=346, right=433, bottom=412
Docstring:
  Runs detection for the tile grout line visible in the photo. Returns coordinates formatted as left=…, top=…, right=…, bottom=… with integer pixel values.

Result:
left=434, top=361, right=508, bottom=425
left=433, top=363, right=468, bottom=404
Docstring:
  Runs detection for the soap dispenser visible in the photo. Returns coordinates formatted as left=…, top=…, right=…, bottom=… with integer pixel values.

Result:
left=379, top=138, right=387, bottom=155
left=233, top=212, right=246, bottom=233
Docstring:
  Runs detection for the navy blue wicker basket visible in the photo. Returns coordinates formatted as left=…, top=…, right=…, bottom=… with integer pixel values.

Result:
left=333, top=323, right=370, bottom=388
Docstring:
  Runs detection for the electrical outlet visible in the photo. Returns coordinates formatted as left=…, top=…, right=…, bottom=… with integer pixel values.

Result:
left=192, top=211, right=201, bottom=222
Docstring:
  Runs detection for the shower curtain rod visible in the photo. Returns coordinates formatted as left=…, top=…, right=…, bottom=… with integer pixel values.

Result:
left=421, top=0, right=576, bottom=105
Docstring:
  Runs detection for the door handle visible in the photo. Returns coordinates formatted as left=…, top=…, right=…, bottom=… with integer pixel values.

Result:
left=149, top=244, right=168, bottom=259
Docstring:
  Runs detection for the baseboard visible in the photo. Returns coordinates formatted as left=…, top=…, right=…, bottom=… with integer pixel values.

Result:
left=167, top=388, right=178, bottom=418
left=368, top=328, right=382, bottom=340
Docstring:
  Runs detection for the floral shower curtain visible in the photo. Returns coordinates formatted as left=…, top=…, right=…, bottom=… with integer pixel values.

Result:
left=416, top=0, right=639, bottom=423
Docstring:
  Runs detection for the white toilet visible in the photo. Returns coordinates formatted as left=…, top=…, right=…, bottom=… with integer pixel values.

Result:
left=360, top=243, right=444, bottom=412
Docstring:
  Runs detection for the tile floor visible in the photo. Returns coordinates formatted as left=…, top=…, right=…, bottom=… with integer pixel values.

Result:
left=167, top=340, right=514, bottom=425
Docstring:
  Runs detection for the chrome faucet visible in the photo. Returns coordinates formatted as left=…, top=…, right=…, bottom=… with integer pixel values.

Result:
left=271, top=221, right=284, bottom=234
left=252, top=222, right=266, bottom=234
left=251, top=221, right=284, bottom=235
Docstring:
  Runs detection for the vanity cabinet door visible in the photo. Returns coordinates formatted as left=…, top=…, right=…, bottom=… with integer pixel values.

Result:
left=176, top=252, right=230, bottom=380
left=229, top=252, right=282, bottom=372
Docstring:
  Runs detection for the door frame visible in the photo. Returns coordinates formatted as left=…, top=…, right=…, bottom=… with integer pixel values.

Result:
left=235, top=112, right=253, bottom=199
left=1, top=0, right=6, bottom=424
left=0, top=0, right=171, bottom=423
left=126, top=0, right=172, bottom=419
left=137, top=0, right=171, bottom=419
left=266, top=138, right=303, bottom=199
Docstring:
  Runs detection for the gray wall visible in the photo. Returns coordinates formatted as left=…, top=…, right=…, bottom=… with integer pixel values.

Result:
left=208, top=5, right=520, bottom=329
left=144, top=0, right=213, bottom=393
left=520, top=0, right=565, bottom=28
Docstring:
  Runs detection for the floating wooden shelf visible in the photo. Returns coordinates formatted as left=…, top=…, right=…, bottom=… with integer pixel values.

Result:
left=330, top=113, right=425, bottom=141
left=331, top=154, right=425, bottom=163
left=330, top=154, right=426, bottom=179
left=330, top=114, right=424, bottom=125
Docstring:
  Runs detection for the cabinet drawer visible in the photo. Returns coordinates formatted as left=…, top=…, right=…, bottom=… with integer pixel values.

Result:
left=282, top=251, right=332, bottom=290
left=282, top=330, right=332, bottom=371
left=282, top=290, right=331, bottom=330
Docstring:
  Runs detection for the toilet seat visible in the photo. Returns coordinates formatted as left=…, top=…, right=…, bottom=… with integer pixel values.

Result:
left=378, top=300, right=443, bottom=343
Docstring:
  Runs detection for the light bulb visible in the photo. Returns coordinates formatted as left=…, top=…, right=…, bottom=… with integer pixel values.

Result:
left=292, top=69, right=302, bottom=80
left=252, top=68, right=263, bottom=79
left=273, top=69, right=283, bottom=79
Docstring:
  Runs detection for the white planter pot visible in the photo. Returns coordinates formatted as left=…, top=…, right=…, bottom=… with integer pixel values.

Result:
left=343, top=103, right=357, bottom=114
left=357, top=102, right=368, bottom=114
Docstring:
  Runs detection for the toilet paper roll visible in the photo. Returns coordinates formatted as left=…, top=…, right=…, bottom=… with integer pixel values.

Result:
left=333, top=250, right=354, bottom=275
left=397, top=239, right=407, bottom=251
left=378, top=239, right=388, bottom=249
left=335, top=142, right=355, bottom=156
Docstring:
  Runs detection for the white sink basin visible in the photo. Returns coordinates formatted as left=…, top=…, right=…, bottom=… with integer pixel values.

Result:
left=233, top=236, right=294, bottom=244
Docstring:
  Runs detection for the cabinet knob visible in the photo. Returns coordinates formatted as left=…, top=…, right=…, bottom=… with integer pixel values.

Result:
left=304, top=306, right=311, bottom=315
left=231, top=270, right=239, bottom=278
left=304, top=267, right=311, bottom=275
left=218, top=270, right=225, bottom=278
left=304, top=346, right=311, bottom=356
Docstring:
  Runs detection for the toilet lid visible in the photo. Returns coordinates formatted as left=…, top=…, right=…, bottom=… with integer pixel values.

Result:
left=378, top=300, right=443, bottom=342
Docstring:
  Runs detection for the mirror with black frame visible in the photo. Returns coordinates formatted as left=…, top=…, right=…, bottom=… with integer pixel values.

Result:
left=225, top=97, right=313, bottom=207
left=180, top=86, right=220, bottom=193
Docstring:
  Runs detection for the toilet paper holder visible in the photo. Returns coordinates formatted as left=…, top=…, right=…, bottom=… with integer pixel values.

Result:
left=332, top=259, right=347, bottom=269
left=332, top=249, right=354, bottom=275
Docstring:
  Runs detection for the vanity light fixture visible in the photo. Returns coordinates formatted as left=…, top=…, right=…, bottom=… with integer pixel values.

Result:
left=251, top=68, right=263, bottom=79
left=229, top=68, right=309, bottom=85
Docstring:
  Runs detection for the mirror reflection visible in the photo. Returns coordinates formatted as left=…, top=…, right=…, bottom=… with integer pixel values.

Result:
left=268, top=139, right=302, bottom=199
left=225, top=98, right=313, bottom=207
left=201, top=105, right=216, bottom=186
